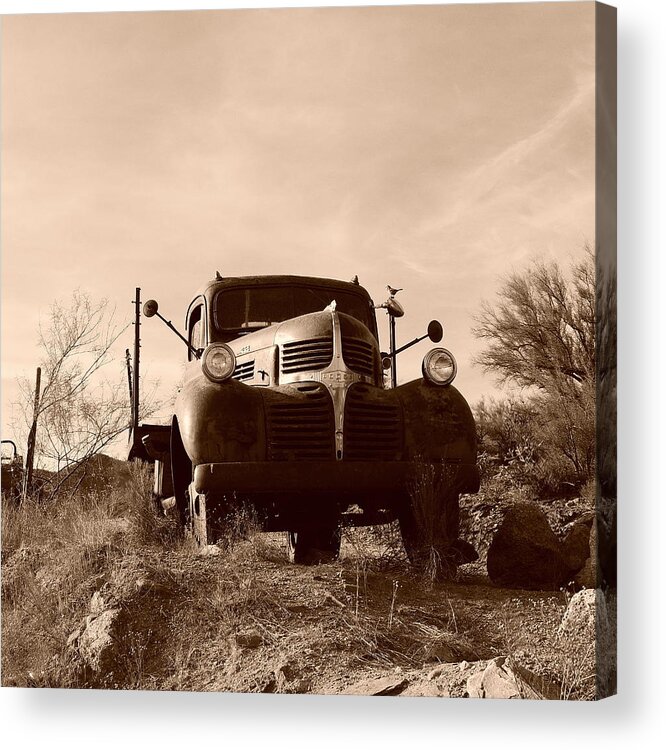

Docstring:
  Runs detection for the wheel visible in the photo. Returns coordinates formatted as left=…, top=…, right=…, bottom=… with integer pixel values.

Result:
left=398, top=490, right=461, bottom=576
left=170, top=422, right=192, bottom=532
left=286, top=522, right=341, bottom=565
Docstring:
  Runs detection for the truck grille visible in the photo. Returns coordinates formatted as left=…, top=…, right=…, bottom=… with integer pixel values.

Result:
left=267, top=384, right=335, bottom=461
left=281, top=337, right=333, bottom=374
left=342, top=337, right=376, bottom=378
left=233, top=359, right=255, bottom=382
left=344, top=385, right=402, bottom=461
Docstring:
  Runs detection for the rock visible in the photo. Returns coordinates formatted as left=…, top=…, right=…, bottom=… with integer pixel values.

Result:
left=234, top=629, right=263, bottom=649
left=427, top=664, right=448, bottom=681
left=344, top=675, right=408, bottom=696
left=572, top=518, right=599, bottom=588
left=487, top=504, right=570, bottom=590
left=558, top=588, right=615, bottom=698
left=598, top=504, right=617, bottom=587
left=559, top=588, right=606, bottom=641
left=574, top=557, right=596, bottom=589
left=508, top=658, right=561, bottom=700
left=66, top=629, right=81, bottom=649
left=466, top=656, right=547, bottom=699
left=562, top=514, right=594, bottom=574
left=274, top=661, right=310, bottom=693
left=198, top=544, right=221, bottom=557
left=402, top=681, right=447, bottom=697
left=76, top=608, right=121, bottom=673
left=467, top=657, right=521, bottom=699
left=90, top=590, right=106, bottom=615
left=427, top=662, right=464, bottom=683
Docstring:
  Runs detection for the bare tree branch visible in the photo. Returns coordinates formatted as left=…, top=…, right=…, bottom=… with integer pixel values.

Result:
left=11, top=290, right=161, bottom=491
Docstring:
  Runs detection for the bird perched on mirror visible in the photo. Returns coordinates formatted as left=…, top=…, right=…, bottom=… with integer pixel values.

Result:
left=387, top=285, right=403, bottom=297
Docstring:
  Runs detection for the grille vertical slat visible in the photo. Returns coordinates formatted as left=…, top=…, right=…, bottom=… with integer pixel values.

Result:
left=342, top=338, right=376, bottom=378
left=344, top=385, right=402, bottom=461
left=281, top=337, right=333, bottom=374
left=267, top=385, right=335, bottom=461
left=233, top=359, right=255, bottom=381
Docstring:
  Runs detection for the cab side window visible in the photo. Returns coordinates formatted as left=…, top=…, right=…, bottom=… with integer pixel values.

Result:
left=188, top=303, right=205, bottom=360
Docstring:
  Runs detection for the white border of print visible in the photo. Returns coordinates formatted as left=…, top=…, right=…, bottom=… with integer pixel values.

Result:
left=1, top=2, right=663, bottom=750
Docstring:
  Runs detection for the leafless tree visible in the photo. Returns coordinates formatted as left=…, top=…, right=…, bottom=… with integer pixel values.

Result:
left=473, top=249, right=595, bottom=393
left=13, top=291, right=156, bottom=496
left=473, top=249, right=596, bottom=491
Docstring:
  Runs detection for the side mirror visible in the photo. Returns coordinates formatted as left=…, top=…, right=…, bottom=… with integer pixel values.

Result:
left=427, top=320, right=443, bottom=343
left=140, top=298, right=198, bottom=358
left=143, top=299, right=159, bottom=318
left=380, top=353, right=392, bottom=371
left=386, top=298, right=405, bottom=318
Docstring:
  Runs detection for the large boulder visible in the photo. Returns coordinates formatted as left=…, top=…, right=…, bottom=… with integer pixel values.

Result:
left=487, top=504, right=570, bottom=590
left=558, top=588, right=615, bottom=698
left=562, top=513, right=594, bottom=574
left=574, top=518, right=598, bottom=589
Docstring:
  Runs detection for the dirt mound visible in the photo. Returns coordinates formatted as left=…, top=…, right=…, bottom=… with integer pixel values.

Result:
left=49, top=535, right=574, bottom=695
left=54, top=454, right=134, bottom=495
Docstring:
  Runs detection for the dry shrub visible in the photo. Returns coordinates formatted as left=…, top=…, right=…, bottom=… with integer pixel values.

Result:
left=216, top=499, right=262, bottom=552
left=1, top=459, right=183, bottom=687
left=342, top=522, right=406, bottom=569
left=406, top=461, right=460, bottom=582
left=125, top=461, right=182, bottom=549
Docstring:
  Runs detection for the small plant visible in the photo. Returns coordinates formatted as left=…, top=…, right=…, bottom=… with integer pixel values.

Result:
left=126, top=461, right=182, bottom=549
left=387, top=580, right=400, bottom=629
left=406, top=460, right=461, bottom=582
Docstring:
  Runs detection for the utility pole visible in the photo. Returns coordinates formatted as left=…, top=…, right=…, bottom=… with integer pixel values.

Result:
left=125, top=348, right=134, bottom=426
left=132, top=288, right=141, bottom=429
left=22, top=366, right=41, bottom=500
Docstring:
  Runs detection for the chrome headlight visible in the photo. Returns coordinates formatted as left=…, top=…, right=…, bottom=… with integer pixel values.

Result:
left=202, top=343, right=236, bottom=383
left=422, top=348, right=457, bottom=386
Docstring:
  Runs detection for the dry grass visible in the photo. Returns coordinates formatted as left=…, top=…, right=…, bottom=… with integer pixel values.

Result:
left=406, top=461, right=462, bottom=581
left=1, top=462, right=182, bottom=688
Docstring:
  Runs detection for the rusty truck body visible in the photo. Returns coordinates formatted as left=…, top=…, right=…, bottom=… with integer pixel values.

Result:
left=130, top=274, right=479, bottom=565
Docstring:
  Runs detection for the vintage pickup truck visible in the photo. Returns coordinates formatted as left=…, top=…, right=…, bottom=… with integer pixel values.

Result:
left=130, top=274, right=479, bottom=567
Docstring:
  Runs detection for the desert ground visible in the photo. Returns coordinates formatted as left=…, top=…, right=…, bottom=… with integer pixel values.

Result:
left=1, top=459, right=614, bottom=700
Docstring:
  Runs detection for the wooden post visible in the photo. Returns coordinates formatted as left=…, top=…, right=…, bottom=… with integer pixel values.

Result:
left=22, top=366, right=41, bottom=500
left=125, top=348, right=134, bottom=426
left=133, top=288, right=141, bottom=428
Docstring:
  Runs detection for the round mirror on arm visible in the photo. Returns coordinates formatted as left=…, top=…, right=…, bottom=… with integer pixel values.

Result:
left=143, top=300, right=159, bottom=318
left=427, top=320, right=443, bottom=343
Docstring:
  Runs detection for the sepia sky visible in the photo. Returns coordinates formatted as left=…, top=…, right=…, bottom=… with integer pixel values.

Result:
left=1, top=2, right=596, bottom=444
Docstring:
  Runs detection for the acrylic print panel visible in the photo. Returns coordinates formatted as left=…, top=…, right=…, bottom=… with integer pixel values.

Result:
left=1, top=2, right=616, bottom=699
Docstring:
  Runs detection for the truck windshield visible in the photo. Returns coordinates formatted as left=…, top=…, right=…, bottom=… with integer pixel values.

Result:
left=214, top=286, right=374, bottom=336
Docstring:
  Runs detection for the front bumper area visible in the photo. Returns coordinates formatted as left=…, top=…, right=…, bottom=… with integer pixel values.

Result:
left=193, top=460, right=480, bottom=496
